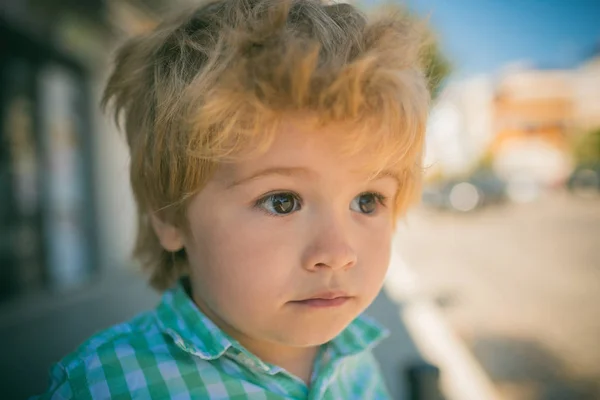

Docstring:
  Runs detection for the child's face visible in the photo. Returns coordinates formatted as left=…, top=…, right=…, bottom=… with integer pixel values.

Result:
left=168, top=118, right=398, bottom=348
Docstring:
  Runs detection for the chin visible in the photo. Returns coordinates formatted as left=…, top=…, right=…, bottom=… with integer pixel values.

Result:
left=275, top=318, right=353, bottom=347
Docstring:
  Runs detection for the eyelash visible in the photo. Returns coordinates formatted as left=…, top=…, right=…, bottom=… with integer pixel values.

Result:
left=356, top=191, right=389, bottom=215
left=253, top=191, right=389, bottom=217
left=365, top=192, right=388, bottom=206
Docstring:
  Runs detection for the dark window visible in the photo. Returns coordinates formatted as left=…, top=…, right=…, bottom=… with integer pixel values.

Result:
left=0, top=22, right=97, bottom=301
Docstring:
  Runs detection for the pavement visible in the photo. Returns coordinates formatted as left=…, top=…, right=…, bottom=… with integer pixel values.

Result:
left=382, top=250, right=499, bottom=400
left=393, top=190, right=600, bottom=400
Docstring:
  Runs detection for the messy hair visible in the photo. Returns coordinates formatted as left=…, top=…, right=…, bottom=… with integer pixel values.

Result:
left=102, top=0, right=430, bottom=290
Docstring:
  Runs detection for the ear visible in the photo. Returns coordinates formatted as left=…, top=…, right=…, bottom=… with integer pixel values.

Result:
left=150, top=214, right=185, bottom=252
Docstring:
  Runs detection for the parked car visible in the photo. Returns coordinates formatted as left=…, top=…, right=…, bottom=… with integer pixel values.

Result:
left=422, top=170, right=506, bottom=212
left=566, top=164, right=600, bottom=198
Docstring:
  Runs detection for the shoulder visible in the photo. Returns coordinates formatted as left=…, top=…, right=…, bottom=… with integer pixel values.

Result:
left=33, top=311, right=179, bottom=400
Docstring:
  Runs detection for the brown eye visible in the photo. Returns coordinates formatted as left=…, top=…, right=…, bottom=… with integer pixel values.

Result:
left=351, top=192, right=383, bottom=214
left=258, top=193, right=300, bottom=215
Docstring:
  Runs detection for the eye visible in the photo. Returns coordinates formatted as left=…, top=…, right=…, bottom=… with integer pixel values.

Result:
left=256, top=192, right=301, bottom=215
left=350, top=192, right=386, bottom=214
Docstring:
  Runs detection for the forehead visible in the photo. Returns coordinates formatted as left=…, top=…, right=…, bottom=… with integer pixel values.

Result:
left=218, top=116, right=397, bottom=180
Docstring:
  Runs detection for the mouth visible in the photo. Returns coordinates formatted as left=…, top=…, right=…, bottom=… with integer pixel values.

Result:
left=290, top=291, right=352, bottom=308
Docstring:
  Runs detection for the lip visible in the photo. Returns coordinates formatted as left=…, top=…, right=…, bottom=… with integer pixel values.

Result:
left=290, top=291, right=352, bottom=308
left=293, top=297, right=350, bottom=308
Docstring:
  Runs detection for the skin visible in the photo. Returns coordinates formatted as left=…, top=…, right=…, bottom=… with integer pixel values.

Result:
left=152, top=117, right=399, bottom=384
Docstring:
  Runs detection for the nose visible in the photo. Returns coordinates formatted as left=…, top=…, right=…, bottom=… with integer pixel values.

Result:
left=301, top=214, right=357, bottom=272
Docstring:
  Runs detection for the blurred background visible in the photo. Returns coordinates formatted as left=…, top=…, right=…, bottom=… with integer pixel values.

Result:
left=0, top=0, right=599, bottom=399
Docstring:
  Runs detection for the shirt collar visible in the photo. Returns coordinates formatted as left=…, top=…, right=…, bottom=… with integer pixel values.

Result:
left=155, top=279, right=233, bottom=360
left=331, top=313, right=390, bottom=358
left=155, top=279, right=389, bottom=364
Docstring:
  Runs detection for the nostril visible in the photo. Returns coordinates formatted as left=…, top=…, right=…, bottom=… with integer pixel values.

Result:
left=311, top=260, right=355, bottom=271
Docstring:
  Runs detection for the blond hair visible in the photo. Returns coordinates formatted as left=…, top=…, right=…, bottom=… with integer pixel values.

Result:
left=102, top=0, right=430, bottom=290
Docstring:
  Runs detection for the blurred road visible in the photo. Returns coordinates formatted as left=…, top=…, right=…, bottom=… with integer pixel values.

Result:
left=395, top=191, right=600, bottom=399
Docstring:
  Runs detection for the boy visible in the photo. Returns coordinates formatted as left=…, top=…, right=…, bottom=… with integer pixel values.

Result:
left=35, top=0, right=429, bottom=398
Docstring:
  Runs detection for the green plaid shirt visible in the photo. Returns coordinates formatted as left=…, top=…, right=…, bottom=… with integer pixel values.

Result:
left=34, top=281, right=391, bottom=399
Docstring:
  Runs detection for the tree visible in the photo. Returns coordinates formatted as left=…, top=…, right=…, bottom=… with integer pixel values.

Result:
left=573, top=128, right=600, bottom=165
left=357, top=0, right=452, bottom=99
left=422, top=37, right=452, bottom=100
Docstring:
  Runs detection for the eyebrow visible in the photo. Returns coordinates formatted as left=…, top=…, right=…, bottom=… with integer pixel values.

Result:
left=371, top=170, right=400, bottom=183
left=365, top=170, right=402, bottom=192
left=226, top=166, right=401, bottom=190
left=226, top=166, right=316, bottom=189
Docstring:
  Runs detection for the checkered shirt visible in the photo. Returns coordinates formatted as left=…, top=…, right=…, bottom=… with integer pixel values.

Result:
left=33, top=282, right=391, bottom=399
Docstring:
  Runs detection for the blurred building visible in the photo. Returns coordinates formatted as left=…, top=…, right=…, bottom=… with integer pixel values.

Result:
left=574, top=54, right=600, bottom=131
left=424, top=76, right=495, bottom=177
left=490, top=68, right=574, bottom=198
left=0, top=1, right=175, bottom=397
left=0, top=0, right=188, bottom=301
left=425, top=51, right=600, bottom=199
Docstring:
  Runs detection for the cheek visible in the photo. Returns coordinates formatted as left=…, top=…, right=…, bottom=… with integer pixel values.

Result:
left=356, top=220, right=393, bottom=291
left=187, top=210, right=297, bottom=304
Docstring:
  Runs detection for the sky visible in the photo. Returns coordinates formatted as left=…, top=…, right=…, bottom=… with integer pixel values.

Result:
left=364, top=0, right=600, bottom=78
